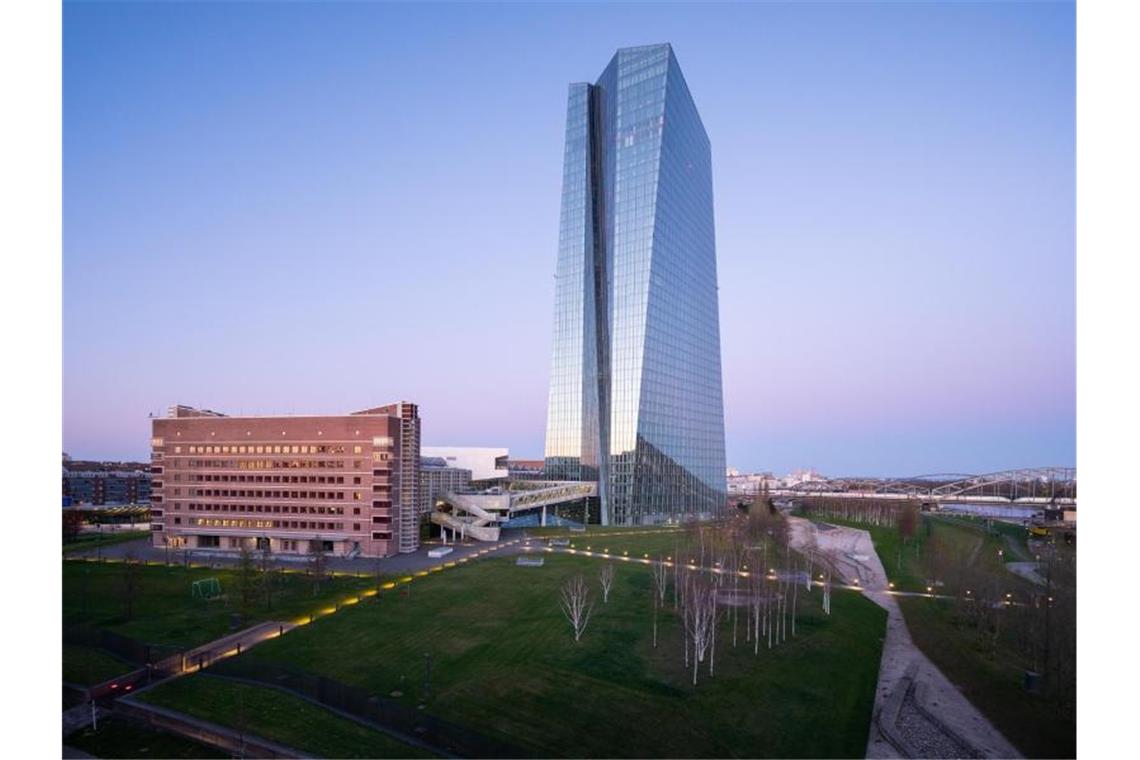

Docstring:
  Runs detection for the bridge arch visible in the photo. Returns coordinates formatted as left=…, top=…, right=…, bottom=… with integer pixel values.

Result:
left=930, top=468, right=1076, bottom=500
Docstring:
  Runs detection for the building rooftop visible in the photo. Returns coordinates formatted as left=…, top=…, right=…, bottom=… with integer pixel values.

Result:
left=163, top=403, right=412, bottom=420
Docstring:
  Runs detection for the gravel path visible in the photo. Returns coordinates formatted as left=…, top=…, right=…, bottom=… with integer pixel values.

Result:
left=787, top=517, right=1021, bottom=759
left=897, top=686, right=979, bottom=759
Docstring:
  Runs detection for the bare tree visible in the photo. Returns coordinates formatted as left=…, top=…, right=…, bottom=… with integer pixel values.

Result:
left=259, top=543, right=278, bottom=611
left=120, top=552, right=142, bottom=622
left=897, top=501, right=918, bottom=569
left=236, top=543, right=257, bottom=615
left=559, top=574, right=594, bottom=642
left=672, top=540, right=680, bottom=609
left=308, top=539, right=328, bottom=596
left=598, top=563, right=615, bottom=604
left=822, top=569, right=832, bottom=615
left=374, top=554, right=385, bottom=597
left=748, top=563, right=765, bottom=655
left=63, top=510, right=85, bottom=544
left=790, top=554, right=799, bottom=637
left=681, top=570, right=718, bottom=685
left=651, top=557, right=668, bottom=648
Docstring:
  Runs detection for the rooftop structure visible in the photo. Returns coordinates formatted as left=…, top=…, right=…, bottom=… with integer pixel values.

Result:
left=420, top=446, right=509, bottom=483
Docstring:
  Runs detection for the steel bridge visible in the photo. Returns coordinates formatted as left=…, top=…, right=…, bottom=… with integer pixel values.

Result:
left=775, top=467, right=1076, bottom=505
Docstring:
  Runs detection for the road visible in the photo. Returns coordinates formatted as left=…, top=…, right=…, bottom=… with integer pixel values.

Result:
left=65, top=531, right=535, bottom=576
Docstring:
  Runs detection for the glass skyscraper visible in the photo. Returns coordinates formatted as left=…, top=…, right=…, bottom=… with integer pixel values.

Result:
left=544, top=44, right=727, bottom=525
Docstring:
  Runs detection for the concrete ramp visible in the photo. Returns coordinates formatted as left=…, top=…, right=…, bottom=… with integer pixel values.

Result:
left=429, top=510, right=500, bottom=542
left=431, top=481, right=597, bottom=542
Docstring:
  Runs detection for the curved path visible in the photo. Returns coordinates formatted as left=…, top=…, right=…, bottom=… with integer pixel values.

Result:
left=787, top=517, right=1020, bottom=759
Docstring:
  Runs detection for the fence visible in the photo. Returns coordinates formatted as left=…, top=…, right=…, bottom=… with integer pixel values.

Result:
left=210, top=657, right=525, bottom=758
left=63, top=624, right=181, bottom=669
left=116, top=698, right=309, bottom=759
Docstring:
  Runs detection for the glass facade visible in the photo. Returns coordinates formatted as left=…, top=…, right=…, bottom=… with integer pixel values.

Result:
left=544, top=44, right=727, bottom=525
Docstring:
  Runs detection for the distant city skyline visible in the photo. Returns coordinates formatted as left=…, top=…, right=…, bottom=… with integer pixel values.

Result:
left=63, top=2, right=1075, bottom=475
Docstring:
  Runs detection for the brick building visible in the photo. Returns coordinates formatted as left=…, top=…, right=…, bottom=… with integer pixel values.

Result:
left=149, top=402, right=420, bottom=558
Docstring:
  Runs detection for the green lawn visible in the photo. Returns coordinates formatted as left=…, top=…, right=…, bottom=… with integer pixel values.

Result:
left=63, top=643, right=137, bottom=686
left=155, top=552, right=888, bottom=758
left=63, top=530, right=150, bottom=554
left=64, top=560, right=383, bottom=650
left=63, top=559, right=386, bottom=690
left=810, top=514, right=1010, bottom=592
left=525, top=528, right=692, bottom=559
left=812, top=515, right=1075, bottom=757
left=899, top=596, right=1076, bottom=759
left=65, top=716, right=227, bottom=759
left=139, top=675, right=434, bottom=758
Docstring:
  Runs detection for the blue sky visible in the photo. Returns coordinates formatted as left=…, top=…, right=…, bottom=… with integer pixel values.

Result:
left=63, top=1, right=1075, bottom=476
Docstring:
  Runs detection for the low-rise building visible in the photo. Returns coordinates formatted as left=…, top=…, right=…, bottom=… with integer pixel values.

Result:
left=149, top=402, right=420, bottom=558
left=507, top=459, right=545, bottom=481
left=63, top=462, right=152, bottom=505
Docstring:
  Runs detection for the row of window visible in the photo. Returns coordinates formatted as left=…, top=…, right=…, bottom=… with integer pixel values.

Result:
left=190, top=474, right=363, bottom=485
left=187, top=489, right=364, bottom=500
left=184, top=503, right=356, bottom=516
left=178, top=459, right=376, bottom=470
left=190, top=518, right=357, bottom=531
left=177, top=444, right=365, bottom=455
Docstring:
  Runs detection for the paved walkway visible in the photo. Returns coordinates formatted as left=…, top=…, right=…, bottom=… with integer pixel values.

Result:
left=155, top=620, right=299, bottom=675
left=787, top=517, right=1021, bottom=759
left=66, top=532, right=533, bottom=575
left=62, top=702, right=108, bottom=738
left=1005, top=561, right=1046, bottom=587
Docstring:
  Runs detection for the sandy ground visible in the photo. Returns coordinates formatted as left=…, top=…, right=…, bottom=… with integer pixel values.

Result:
left=787, top=517, right=1021, bottom=759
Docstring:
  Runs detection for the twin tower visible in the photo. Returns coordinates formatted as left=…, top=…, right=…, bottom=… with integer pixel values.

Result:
left=544, top=44, right=727, bottom=525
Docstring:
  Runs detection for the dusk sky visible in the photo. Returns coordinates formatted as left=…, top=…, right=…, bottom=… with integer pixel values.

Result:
left=63, top=1, right=1074, bottom=477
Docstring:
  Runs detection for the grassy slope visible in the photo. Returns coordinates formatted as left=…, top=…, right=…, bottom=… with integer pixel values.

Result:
left=899, top=597, right=1075, bottom=759
left=63, top=560, right=384, bottom=690
left=811, top=514, right=1010, bottom=592
left=63, top=643, right=138, bottom=686
left=63, top=560, right=381, bottom=650
left=139, top=675, right=433, bottom=759
left=65, top=716, right=227, bottom=759
left=814, top=515, right=1074, bottom=758
left=161, top=552, right=888, bottom=758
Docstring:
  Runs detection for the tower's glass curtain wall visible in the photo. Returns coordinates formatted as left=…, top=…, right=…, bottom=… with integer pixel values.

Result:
left=544, top=44, right=727, bottom=525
